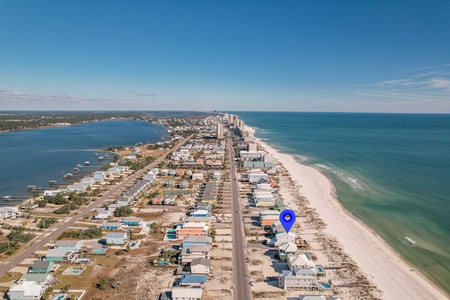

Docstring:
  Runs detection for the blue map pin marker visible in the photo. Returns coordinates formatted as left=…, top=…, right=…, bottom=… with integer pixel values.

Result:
left=280, top=209, right=296, bottom=233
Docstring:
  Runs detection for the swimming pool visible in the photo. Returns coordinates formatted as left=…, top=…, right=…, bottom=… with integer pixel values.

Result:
left=95, top=248, right=105, bottom=254
left=317, top=266, right=324, bottom=272
left=320, top=283, right=331, bottom=289
left=131, top=242, right=136, bottom=247
left=70, top=269, right=80, bottom=274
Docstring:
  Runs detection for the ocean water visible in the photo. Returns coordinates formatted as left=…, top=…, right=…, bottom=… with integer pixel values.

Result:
left=0, top=120, right=166, bottom=199
left=234, top=112, right=450, bottom=294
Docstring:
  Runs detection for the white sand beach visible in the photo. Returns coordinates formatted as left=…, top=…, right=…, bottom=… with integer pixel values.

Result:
left=246, top=125, right=449, bottom=300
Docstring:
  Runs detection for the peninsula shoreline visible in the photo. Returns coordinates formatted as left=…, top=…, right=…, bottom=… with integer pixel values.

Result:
left=245, top=124, right=449, bottom=300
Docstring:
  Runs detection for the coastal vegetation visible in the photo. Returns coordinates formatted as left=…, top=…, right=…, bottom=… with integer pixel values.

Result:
left=0, top=111, right=147, bottom=132
left=113, top=206, right=132, bottom=217
left=6, top=226, right=35, bottom=243
left=53, top=203, right=79, bottom=214
left=36, top=218, right=58, bottom=229
left=58, top=227, right=102, bottom=240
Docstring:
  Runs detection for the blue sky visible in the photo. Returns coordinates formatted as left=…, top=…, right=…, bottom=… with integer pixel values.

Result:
left=0, top=1, right=449, bottom=112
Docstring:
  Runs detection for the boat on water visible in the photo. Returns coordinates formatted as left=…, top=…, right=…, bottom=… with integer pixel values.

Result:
left=73, top=167, right=80, bottom=174
left=63, top=173, right=73, bottom=180
left=84, top=161, right=90, bottom=166
left=49, top=180, right=58, bottom=186
left=98, top=156, right=104, bottom=161
left=76, top=164, right=83, bottom=169
left=3, top=196, right=11, bottom=201
left=27, top=185, right=37, bottom=191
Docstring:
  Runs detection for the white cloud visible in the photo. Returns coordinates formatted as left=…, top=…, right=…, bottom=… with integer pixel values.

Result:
left=430, top=78, right=450, bottom=91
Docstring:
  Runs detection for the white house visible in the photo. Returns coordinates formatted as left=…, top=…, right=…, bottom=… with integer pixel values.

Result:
left=0, top=207, right=21, bottom=219
left=106, top=232, right=128, bottom=245
left=171, top=287, right=203, bottom=300
left=190, top=257, right=211, bottom=275
left=279, top=267, right=319, bottom=289
left=95, top=209, right=113, bottom=220
left=267, top=232, right=296, bottom=247
left=8, top=281, right=46, bottom=300
left=288, top=253, right=316, bottom=270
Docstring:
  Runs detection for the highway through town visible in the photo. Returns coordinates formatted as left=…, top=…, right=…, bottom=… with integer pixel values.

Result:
left=227, top=131, right=252, bottom=300
left=0, top=135, right=192, bottom=277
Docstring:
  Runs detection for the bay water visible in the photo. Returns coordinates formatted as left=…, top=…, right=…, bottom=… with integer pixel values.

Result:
left=0, top=120, right=166, bottom=199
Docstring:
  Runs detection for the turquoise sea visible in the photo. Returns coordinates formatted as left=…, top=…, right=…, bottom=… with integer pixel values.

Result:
left=0, top=119, right=166, bottom=200
left=234, top=112, right=450, bottom=295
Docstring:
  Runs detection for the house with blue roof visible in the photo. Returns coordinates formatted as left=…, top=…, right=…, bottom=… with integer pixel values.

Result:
left=179, top=274, right=207, bottom=287
left=102, top=222, right=123, bottom=231
left=181, top=236, right=212, bottom=249
left=123, top=217, right=143, bottom=227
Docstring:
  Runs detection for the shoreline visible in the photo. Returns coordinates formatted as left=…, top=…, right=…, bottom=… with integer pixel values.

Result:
left=245, top=125, right=449, bottom=300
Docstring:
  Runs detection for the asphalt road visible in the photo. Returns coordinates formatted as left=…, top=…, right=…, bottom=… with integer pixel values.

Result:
left=227, top=131, right=252, bottom=300
left=0, top=135, right=192, bottom=277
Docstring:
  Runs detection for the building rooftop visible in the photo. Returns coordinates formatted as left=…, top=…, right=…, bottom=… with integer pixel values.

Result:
left=32, top=260, right=52, bottom=270
left=172, top=287, right=203, bottom=299
left=106, top=232, right=127, bottom=238
left=180, top=274, right=207, bottom=283
left=46, top=249, right=67, bottom=257
left=191, top=257, right=211, bottom=267
left=54, top=240, right=80, bottom=247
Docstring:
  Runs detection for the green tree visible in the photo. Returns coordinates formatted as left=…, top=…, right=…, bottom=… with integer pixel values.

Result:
left=113, top=206, right=132, bottom=217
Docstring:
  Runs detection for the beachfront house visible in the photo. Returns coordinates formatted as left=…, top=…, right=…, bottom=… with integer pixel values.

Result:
left=184, top=216, right=212, bottom=226
left=247, top=169, right=268, bottom=183
left=123, top=217, right=143, bottom=227
left=179, top=275, right=207, bottom=288
left=54, top=240, right=83, bottom=253
left=260, top=211, right=280, bottom=228
left=190, top=257, right=211, bottom=275
left=181, top=236, right=212, bottom=249
left=278, top=242, right=298, bottom=261
left=171, top=287, right=203, bottom=300
left=279, top=267, right=319, bottom=290
left=272, top=221, right=286, bottom=234
left=288, top=253, right=316, bottom=270
left=179, top=245, right=210, bottom=265
left=106, top=232, right=128, bottom=245
left=176, top=223, right=208, bottom=240
left=266, top=232, right=296, bottom=247
left=29, top=260, right=54, bottom=274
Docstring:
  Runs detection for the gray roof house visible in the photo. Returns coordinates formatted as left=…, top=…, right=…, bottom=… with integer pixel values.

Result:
left=190, top=257, right=211, bottom=275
